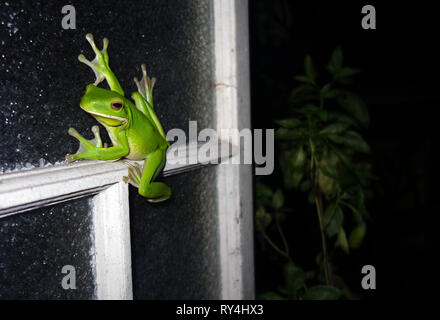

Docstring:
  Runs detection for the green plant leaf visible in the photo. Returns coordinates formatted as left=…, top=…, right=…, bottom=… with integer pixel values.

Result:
left=256, top=206, right=266, bottom=219
left=320, top=122, right=350, bottom=135
left=291, top=145, right=306, bottom=168
left=328, top=47, right=343, bottom=74
left=289, top=85, right=316, bottom=105
left=323, top=202, right=336, bottom=226
left=328, top=112, right=360, bottom=128
left=323, top=90, right=339, bottom=99
left=257, top=291, right=286, bottom=300
left=272, top=188, right=284, bottom=210
left=320, top=165, right=338, bottom=179
left=275, top=118, right=302, bottom=129
left=349, top=225, right=367, bottom=248
left=256, top=207, right=271, bottom=232
left=284, top=262, right=306, bottom=297
left=275, top=128, right=305, bottom=140
left=319, top=162, right=337, bottom=195
left=337, top=67, right=360, bottom=79
left=304, top=55, right=316, bottom=82
left=263, top=214, right=272, bottom=228
left=327, top=133, right=344, bottom=144
left=280, top=152, right=297, bottom=189
left=328, top=144, right=351, bottom=165
left=300, top=180, right=311, bottom=192
left=320, top=83, right=331, bottom=95
left=302, top=285, right=342, bottom=300
left=294, top=75, right=314, bottom=84
left=296, top=104, right=328, bottom=121
left=340, top=200, right=363, bottom=222
left=308, top=190, right=315, bottom=205
left=337, top=91, right=370, bottom=127
left=256, top=183, right=273, bottom=199
left=341, top=131, right=370, bottom=153
left=324, top=204, right=343, bottom=238
left=319, top=167, right=334, bottom=195
left=336, top=228, right=349, bottom=254
left=292, top=171, right=304, bottom=189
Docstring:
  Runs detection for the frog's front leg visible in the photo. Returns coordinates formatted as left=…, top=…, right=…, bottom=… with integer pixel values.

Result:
left=78, top=33, right=125, bottom=96
left=138, top=147, right=171, bottom=202
left=65, top=126, right=129, bottom=163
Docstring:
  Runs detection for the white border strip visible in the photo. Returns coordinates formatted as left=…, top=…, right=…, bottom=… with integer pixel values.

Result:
left=214, top=0, right=255, bottom=299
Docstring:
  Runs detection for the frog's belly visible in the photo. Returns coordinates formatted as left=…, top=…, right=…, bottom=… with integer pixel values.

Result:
left=125, top=137, right=158, bottom=161
left=121, top=123, right=165, bottom=161
left=125, top=150, right=145, bottom=161
left=125, top=143, right=149, bottom=161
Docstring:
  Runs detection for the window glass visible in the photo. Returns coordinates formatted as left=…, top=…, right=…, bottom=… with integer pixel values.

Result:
left=0, top=197, right=95, bottom=299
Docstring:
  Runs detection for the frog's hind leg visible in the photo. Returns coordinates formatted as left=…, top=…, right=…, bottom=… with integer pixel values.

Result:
left=134, top=64, right=156, bottom=105
left=132, top=64, right=167, bottom=140
left=138, top=148, right=171, bottom=202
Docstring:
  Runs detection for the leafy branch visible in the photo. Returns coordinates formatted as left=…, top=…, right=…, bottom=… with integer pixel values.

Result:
left=256, top=47, right=373, bottom=300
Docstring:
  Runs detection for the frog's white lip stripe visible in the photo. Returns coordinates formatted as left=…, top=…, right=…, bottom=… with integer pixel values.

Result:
left=80, top=105, right=128, bottom=123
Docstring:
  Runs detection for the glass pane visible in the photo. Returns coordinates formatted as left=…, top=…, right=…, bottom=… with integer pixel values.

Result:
left=0, top=197, right=95, bottom=299
left=130, top=167, right=219, bottom=299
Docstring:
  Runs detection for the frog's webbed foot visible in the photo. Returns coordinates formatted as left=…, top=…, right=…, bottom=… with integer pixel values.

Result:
left=134, top=64, right=156, bottom=106
left=78, top=34, right=110, bottom=86
left=65, top=126, right=106, bottom=163
left=121, top=160, right=143, bottom=188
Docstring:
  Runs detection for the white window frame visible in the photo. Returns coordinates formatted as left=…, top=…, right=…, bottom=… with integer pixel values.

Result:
left=214, top=0, right=254, bottom=299
left=0, top=0, right=253, bottom=300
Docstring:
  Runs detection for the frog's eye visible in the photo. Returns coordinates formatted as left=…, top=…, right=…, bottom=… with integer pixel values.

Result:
left=111, top=100, right=124, bottom=111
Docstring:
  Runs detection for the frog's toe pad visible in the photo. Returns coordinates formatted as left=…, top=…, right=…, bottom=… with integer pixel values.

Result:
left=147, top=196, right=171, bottom=203
left=65, top=154, right=75, bottom=163
left=123, top=176, right=139, bottom=188
left=146, top=189, right=172, bottom=203
left=134, top=64, right=156, bottom=99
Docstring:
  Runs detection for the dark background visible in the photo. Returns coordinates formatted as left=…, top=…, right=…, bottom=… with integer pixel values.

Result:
left=250, top=1, right=436, bottom=299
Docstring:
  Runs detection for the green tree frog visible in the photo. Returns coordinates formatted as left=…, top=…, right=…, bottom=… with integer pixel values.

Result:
left=66, top=34, right=171, bottom=202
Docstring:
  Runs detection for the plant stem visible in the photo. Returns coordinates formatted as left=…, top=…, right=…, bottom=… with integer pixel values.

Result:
left=314, top=190, right=333, bottom=286
left=275, top=214, right=290, bottom=258
left=261, top=227, right=292, bottom=262
left=308, top=114, right=332, bottom=285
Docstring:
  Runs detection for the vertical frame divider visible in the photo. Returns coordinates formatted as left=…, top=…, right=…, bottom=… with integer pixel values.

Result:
left=92, top=181, right=133, bottom=299
left=214, top=0, right=255, bottom=299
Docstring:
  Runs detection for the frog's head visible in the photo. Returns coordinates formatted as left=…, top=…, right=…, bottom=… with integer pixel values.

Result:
left=80, top=84, right=130, bottom=127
